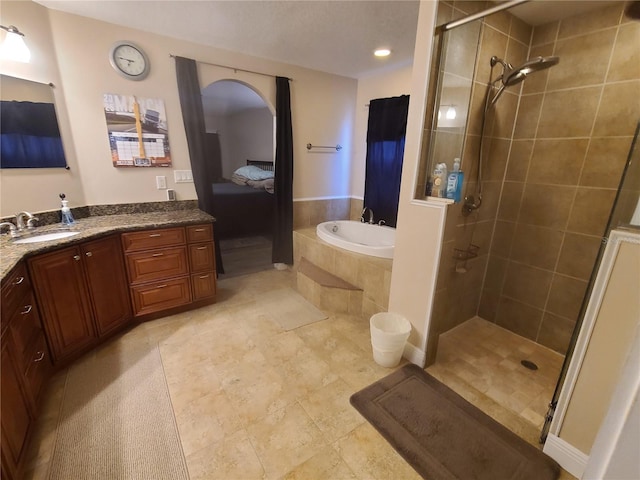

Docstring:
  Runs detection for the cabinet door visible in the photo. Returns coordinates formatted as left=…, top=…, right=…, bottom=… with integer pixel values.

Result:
left=28, top=247, right=97, bottom=364
left=81, top=236, right=132, bottom=336
left=1, top=341, right=32, bottom=476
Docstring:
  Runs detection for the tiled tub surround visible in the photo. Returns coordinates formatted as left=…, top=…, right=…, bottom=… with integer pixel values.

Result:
left=293, top=197, right=365, bottom=230
left=429, top=1, right=640, bottom=361
left=0, top=204, right=213, bottom=279
left=293, top=227, right=392, bottom=319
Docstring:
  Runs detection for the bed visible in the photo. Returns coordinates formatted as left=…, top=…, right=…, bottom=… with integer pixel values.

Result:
left=211, top=160, right=275, bottom=239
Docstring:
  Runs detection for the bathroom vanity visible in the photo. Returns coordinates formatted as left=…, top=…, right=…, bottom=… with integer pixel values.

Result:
left=0, top=208, right=216, bottom=479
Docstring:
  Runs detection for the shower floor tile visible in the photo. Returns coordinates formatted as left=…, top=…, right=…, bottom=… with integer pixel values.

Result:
left=428, top=316, right=564, bottom=431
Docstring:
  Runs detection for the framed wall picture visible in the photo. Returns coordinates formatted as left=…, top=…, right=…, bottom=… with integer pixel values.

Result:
left=103, top=93, right=171, bottom=167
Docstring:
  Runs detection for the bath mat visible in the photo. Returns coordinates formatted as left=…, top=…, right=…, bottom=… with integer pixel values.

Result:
left=264, top=288, right=328, bottom=331
left=47, top=344, right=189, bottom=480
left=350, top=364, right=560, bottom=480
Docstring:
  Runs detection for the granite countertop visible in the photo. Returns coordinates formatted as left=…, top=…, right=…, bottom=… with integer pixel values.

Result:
left=0, top=209, right=214, bottom=280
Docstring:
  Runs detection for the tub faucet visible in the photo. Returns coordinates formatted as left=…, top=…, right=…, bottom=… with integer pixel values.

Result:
left=361, top=207, right=374, bottom=224
left=0, top=222, right=18, bottom=237
left=15, top=211, right=38, bottom=231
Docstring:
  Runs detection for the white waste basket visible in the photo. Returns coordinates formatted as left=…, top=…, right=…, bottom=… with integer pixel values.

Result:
left=369, top=312, right=411, bottom=368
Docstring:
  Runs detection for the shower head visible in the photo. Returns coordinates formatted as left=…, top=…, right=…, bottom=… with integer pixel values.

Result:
left=488, top=55, right=559, bottom=105
left=502, top=56, right=560, bottom=86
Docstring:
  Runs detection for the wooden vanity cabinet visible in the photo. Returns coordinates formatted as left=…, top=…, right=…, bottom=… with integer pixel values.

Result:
left=28, top=234, right=132, bottom=365
left=1, top=262, right=51, bottom=480
left=122, top=224, right=216, bottom=317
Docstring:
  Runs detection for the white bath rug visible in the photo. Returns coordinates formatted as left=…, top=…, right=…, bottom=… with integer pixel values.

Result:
left=263, top=288, right=328, bottom=331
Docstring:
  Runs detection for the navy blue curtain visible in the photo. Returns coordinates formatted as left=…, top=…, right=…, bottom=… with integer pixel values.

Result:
left=175, top=56, right=224, bottom=274
left=0, top=100, right=66, bottom=168
left=272, top=76, right=294, bottom=265
left=364, top=95, right=410, bottom=227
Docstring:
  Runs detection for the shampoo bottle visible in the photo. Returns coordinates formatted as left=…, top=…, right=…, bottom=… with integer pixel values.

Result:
left=446, top=158, right=464, bottom=202
left=432, top=163, right=449, bottom=198
left=59, top=193, right=75, bottom=226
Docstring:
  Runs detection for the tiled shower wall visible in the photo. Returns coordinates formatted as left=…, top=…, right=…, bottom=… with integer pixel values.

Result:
left=428, top=1, right=533, bottom=363
left=479, top=2, right=639, bottom=354
left=430, top=1, right=639, bottom=360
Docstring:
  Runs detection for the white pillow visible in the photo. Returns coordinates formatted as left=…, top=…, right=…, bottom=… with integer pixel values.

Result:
left=233, top=165, right=274, bottom=181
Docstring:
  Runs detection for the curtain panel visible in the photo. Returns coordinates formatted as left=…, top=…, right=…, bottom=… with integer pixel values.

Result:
left=272, top=76, right=294, bottom=265
left=174, top=56, right=224, bottom=273
left=364, top=95, right=410, bottom=227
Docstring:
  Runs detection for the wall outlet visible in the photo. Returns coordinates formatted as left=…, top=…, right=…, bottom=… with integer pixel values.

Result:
left=174, top=170, right=193, bottom=183
left=167, top=189, right=176, bottom=201
left=156, top=175, right=167, bottom=189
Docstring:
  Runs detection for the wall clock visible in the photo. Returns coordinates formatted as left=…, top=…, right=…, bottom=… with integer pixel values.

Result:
left=109, top=41, right=150, bottom=81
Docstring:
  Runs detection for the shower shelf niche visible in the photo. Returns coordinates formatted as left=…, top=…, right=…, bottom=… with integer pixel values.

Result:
left=453, top=244, right=479, bottom=261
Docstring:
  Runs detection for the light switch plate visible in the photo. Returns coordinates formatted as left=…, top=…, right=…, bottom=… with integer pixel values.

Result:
left=174, top=170, right=193, bottom=183
left=156, top=176, right=167, bottom=189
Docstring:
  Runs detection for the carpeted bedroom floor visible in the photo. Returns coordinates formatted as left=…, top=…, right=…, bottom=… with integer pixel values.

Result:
left=23, top=269, right=576, bottom=480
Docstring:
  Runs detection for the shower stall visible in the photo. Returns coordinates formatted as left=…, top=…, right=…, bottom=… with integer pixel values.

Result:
left=416, top=0, right=640, bottom=437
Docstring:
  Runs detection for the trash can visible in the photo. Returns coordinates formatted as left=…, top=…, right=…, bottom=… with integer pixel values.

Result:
left=370, top=312, right=411, bottom=368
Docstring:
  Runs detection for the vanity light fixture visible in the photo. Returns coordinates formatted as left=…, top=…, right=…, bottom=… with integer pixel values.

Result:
left=0, top=25, right=31, bottom=63
left=374, top=48, right=391, bottom=57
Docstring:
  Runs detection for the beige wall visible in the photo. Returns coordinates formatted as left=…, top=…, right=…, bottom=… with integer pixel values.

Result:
left=0, top=1, right=85, bottom=215
left=0, top=1, right=357, bottom=216
left=388, top=0, right=444, bottom=359
left=559, top=234, right=640, bottom=454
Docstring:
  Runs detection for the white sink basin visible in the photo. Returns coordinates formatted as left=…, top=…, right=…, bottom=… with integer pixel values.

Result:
left=13, top=231, right=80, bottom=244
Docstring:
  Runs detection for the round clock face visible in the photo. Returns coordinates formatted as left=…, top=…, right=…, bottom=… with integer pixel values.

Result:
left=109, top=42, right=149, bottom=80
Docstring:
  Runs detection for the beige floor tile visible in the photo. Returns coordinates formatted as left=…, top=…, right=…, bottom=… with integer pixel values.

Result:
left=246, top=402, right=327, bottom=480
left=299, top=378, right=365, bottom=443
left=333, top=423, right=422, bottom=480
left=186, top=428, right=265, bottom=480
left=281, top=445, right=358, bottom=480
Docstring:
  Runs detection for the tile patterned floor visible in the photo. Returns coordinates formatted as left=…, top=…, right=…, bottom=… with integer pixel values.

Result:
left=24, top=269, right=573, bottom=480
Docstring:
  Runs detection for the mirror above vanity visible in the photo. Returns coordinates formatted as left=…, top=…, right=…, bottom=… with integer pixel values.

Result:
left=0, top=74, right=68, bottom=169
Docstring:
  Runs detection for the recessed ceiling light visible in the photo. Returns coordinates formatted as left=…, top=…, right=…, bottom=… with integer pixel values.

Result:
left=374, top=49, right=391, bottom=57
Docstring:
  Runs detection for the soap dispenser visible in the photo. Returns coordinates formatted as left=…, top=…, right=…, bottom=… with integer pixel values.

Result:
left=59, top=193, right=75, bottom=226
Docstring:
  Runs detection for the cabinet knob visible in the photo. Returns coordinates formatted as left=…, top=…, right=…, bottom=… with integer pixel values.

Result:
left=73, top=255, right=81, bottom=261
left=85, top=251, right=93, bottom=257
left=34, top=351, right=45, bottom=362
left=13, top=276, right=24, bottom=285
left=20, top=305, right=32, bottom=315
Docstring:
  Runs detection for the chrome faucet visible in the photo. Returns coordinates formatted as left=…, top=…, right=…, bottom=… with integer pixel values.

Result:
left=0, top=222, right=18, bottom=237
left=361, top=207, right=374, bottom=224
left=15, top=211, right=38, bottom=231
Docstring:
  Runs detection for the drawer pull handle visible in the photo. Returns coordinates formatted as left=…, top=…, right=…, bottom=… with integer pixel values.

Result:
left=195, top=228, right=205, bottom=232
left=149, top=233, right=162, bottom=237
left=73, top=255, right=81, bottom=261
left=21, top=305, right=32, bottom=315
left=34, top=351, right=45, bottom=362
left=85, top=251, right=93, bottom=257
left=13, top=276, right=25, bottom=285
left=157, top=284, right=168, bottom=288
left=152, top=253, right=164, bottom=257
left=199, top=275, right=210, bottom=279
left=197, top=246, right=207, bottom=250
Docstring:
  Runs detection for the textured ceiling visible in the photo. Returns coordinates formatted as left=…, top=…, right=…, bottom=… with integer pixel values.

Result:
left=36, top=0, right=420, bottom=79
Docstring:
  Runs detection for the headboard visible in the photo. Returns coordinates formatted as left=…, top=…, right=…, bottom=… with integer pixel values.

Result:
left=247, top=159, right=274, bottom=172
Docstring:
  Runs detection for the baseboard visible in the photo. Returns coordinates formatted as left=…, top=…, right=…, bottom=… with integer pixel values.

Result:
left=543, top=433, right=588, bottom=478
left=403, top=342, right=426, bottom=367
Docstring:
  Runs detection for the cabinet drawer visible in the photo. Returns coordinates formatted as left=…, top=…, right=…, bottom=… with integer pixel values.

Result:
left=130, top=277, right=191, bottom=316
left=191, top=272, right=216, bottom=300
left=126, top=247, right=188, bottom=284
left=1, top=263, right=32, bottom=320
left=186, top=224, right=213, bottom=243
left=121, top=227, right=185, bottom=252
left=188, top=243, right=215, bottom=273
left=9, top=293, right=43, bottom=371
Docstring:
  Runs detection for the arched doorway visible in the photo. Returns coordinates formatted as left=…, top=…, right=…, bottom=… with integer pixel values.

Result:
left=202, top=80, right=276, bottom=277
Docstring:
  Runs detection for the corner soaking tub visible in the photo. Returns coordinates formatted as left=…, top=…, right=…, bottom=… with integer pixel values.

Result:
left=316, top=220, right=395, bottom=259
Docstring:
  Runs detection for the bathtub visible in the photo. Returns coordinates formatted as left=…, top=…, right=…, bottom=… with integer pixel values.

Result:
left=316, top=220, right=395, bottom=259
